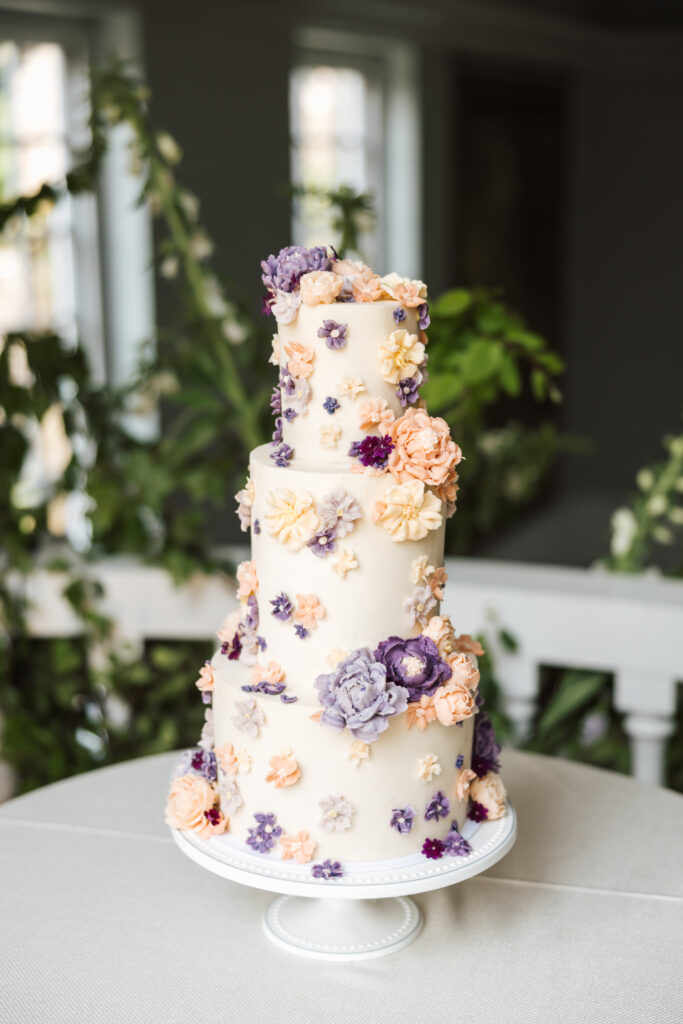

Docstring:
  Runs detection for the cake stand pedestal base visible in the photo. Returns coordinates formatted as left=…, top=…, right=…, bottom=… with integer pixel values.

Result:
left=263, top=894, right=421, bottom=961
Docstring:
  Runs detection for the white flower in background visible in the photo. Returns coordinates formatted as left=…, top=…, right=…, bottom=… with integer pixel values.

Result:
left=331, top=546, right=358, bottom=578
left=320, top=424, right=341, bottom=450
left=417, top=753, right=442, bottom=782
left=669, top=437, right=683, bottom=457
left=636, top=468, right=655, bottom=491
left=653, top=525, right=673, bottom=544
left=668, top=507, right=683, bottom=525
left=160, top=256, right=179, bottom=279
left=203, top=276, right=228, bottom=316
left=222, top=319, right=248, bottom=344
left=646, top=494, right=668, bottom=516
left=610, top=507, right=637, bottom=558
left=156, top=130, right=182, bottom=164
left=338, top=376, right=366, bottom=399
left=189, top=231, right=213, bottom=261
left=178, top=190, right=200, bottom=221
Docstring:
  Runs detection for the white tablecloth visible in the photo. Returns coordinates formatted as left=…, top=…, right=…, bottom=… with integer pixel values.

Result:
left=1, top=750, right=682, bottom=1023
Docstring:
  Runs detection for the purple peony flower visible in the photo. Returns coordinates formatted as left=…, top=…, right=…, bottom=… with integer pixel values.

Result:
left=311, top=860, right=344, bottom=880
left=318, top=489, right=362, bottom=538
left=396, top=375, right=421, bottom=407
left=425, top=790, right=450, bottom=822
left=270, top=592, right=293, bottom=621
left=244, top=595, right=259, bottom=631
left=307, top=529, right=337, bottom=558
left=348, top=433, right=394, bottom=470
left=443, top=822, right=472, bottom=857
left=417, top=302, right=430, bottom=330
left=270, top=416, right=283, bottom=446
left=270, top=443, right=293, bottom=468
left=323, top=396, right=340, bottom=415
left=468, top=800, right=489, bottom=823
left=270, top=386, right=282, bottom=416
left=246, top=812, right=283, bottom=853
left=317, top=320, right=348, bottom=350
left=294, top=624, right=309, bottom=639
left=393, top=306, right=407, bottom=324
left=374, top=635, right=451, bottom=702
left=472, top=703, right=502, bottom=777
left=261, top=245, right=332, bottom=297
left=390, top=806, right=416, bottom=834
left=314, top=648, right=408, bottom=744
left=422, top=838, right=445, bottom=860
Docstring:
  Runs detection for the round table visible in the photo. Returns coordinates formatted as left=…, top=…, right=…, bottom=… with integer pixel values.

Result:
left=1, top=750, right=681, bottom=1024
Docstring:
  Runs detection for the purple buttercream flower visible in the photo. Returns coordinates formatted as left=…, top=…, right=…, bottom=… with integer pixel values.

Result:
left=374, top=635, right=451, bottom=702
left=270, top=443, right=293, bottom=468
left=246, top=812, right=283, bottom=853
left=443, top=822, right=472, bottom=857
left=390, top=806, right=416, bottom=834
left=294, top=624, right=309, bottom=639
left=425, top=790, right=450, bottom=822
left=283, top=376, right=311, bottom=416
left=222, top=627, right=242, bottom=661
left=279, top=368, right=297, bottom=396
left=317, top=320, right=348, bottom=350
left=174, top=747, right=217, bottom=783
left=417, top=302, right=430, bottom=330
left=311, top=860, right=344, bottom=880
left=243, top=679, right=287, bottom=697
left=257, top=635, right=267, bottom=651
left=422, top=838, right=445, bottom=860
left=314, top=647, right=408, bottom=744
left=270, top=416, right=283, bottom=446
left=318, top=489, right=362, bottom=538
left=261, top=245, right=332, bottom=297
left=244, top=595, right=259, bottom=631
left=270, top=386, right=282, bottom=416
left=283, top=407, right=298, bottom=422
left=323, top=396, right=340, bottom=415
left=270, top=592, right=293, bottom=621
left=349, top=433, right=394, bottom=470
left=396, top=376, right=421, bottom=408
left=393, top=306, right=407, bottom=324
left=307, top=529, right=337, bottom=558
left=280, top=694, right=298, bottom=704
left=253, top=519, right=261, bottom=534
left=472, top=704, right=502, bottom=778
left=455, top=753, right=464, bottom=770
left=468, top=800, right=489, bottom=823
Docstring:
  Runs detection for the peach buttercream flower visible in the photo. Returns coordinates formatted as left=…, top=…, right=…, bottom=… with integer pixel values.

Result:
left=294, top=594, right=325, bottom=630
left=285, top=341, right=315, bottom=378
left=433, top=677, right=476, bottom=726
left=215, top=743, right=251, bottom=776
left=265, top=750, right=301, bottom=789
left=447, top=652, right=480, bottom=690
left=455, top=767, right=477, bottom=801
left=453, top=633, right=485, bottom=657
left=372, top=479, right=443, bottom=542
left=236, top=559, right=258, bottom=600
left=421, top=615, right=457, bottom=658
left=251, top=660, right=285, bottom=687
left=280, top=830, right=317, bottom=864
left=470, top=772, right=507, bottom=820
left=380, top=272, right=428, bottom=307
left=417, top=753, right=441, bottom=782
left=411, top=554, right=436, bottom=585
left=265, top=489, right=320, bottom=551
left=194, top=663, right=214, bottom=694
left=165, top=774, right=216, bottom=832
left=358, top=397, right=395, bottom=433
left=406, top=695, right=437, bottom=731
left=352, top=273, right=384, bottom=303
left=388, top=408, right=462, bottom=497
left=217, top=609, right=241, bottom=648
left=348, top=739, right=371, bottom=766
left=300, top=271, right=343, bottom=305
left=378, top=329, right=425, bottom=385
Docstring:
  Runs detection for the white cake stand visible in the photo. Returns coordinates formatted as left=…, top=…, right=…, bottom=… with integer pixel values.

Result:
left=171, top=800, right=516, bottom=961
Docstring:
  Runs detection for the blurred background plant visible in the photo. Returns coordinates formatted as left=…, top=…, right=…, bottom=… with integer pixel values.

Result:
left=0, top=63, right=680, bottom=795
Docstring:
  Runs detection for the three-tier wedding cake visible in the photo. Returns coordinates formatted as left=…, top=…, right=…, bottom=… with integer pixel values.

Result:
left=165, top=247, right=507, bottom=875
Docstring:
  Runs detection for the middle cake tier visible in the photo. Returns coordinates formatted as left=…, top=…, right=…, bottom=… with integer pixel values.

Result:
left=245, top=444, right=446, bottom=703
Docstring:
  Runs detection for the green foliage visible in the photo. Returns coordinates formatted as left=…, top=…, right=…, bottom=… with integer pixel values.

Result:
left=287, top=183, right=374, bottom=259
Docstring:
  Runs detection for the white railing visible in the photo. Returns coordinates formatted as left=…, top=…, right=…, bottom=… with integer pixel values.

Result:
left=4, top=553, right=682, bottom=801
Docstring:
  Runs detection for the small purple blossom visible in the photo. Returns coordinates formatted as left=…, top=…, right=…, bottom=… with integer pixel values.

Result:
left=425, top=790, right=450, bottom=822
left=323, top=396, right=340, bottom=415
left=222, top=629, right=242, bottom=661
left=443, top=822, right=472, bottom=857
left=317, top=320, right=348, bottom=350
left=390, top=807, right=416, bottom=834
left=472, top=703, right=502, bottom=777
left=417, top=302, right=430, bottom=330
left=283, top=376, right=311, bottom=416
left=242, top=680, right=287, bottom=696
left=396, top=376, right=420, bottom=407
left=318, top=489, right=362, bottom=537
left=311, top=860, right=344, bottom=880
left=283, top=407, right=298, bottom=422
left=294, top=624, right=309, bottom=639
left=307, top=529, right=337, bottom=558
left=422, top=838, right=445, bottom=860
left=319, top=794, right=354, bottom=833
left=279, top=369, right=297, bottom=397
left=175, top=747, right=217, bottom=783
left=253, top=519, right=261, bottom=534
left=270, top=592, right=293, bottom=621
left=246, top=812, right=283, bottom=853
left=348, top=434, right=394, bottom=470
left=374, top=635, right=451, bottom=702
left=270, top=386, right=282, bottom=416
left=393, top=306, right=407, bottom=324
left=468, top=800, right=489, bottom=823
left=270, top=443, right=293, bottom=468
left=204, top=808, right=221, bottom=827
left=244, top=595, right=259, bottom=631
left=257, top=635, right=267, bottom=651
left=270, top=416, right=283, bottom=445
left=456, top=754, right=464, bottom=769
left=280, top=694, right=298, bottom=704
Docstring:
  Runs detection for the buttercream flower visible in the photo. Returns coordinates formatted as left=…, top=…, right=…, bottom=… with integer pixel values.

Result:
left=421, top=615, right=457, bottom=658
left=235, top=476, right=255, bottom=531
left=271, top=289, right=301, bottom=324
left=418, top=754, right=441, bottom=782
left=358, top=397, right=396, bottom=434
left=270, top=441, right=292, bottom=468
left=319, top=489, right=362, bottom=537
left=352, top=273, right=384, bottom=302
left=320, top=424, right=341, bottom=450
left=317, top=319, right=348, bottom=349
left=332, top=546, right=358, bottom=578
left=425, top=790, right=450, bottom=822
left=251, top=661, right=285, bottom=688
left=375, top=635, right=451, bottom=702
left=468, top=801, right=488, bottom=823
left=319, top=794, right=354, bottom=832
left=174, top=747, right=217, bottom=783
left=417, top=302, right=430, bottom=329
left=349, top=434, right=394, bottom=470
left=454, top=633, right=485, bottom=657
left=470, top=772, right=507, bottom=820
left=388, top=409, right=462, bottom=497
left=472, top=705, right=502, bottom=777
left=165, top=774, right=216, bottom=832
left=412, top=555, right=435, bottom=585
left=393, top=306, right=407, bottom=324
left=269, top=333, right=281, bottom=365
left=265, top=489, right=319, bottom=551
left=390, top=806, right=416, bottom=834
left=327, top=647, right=350, bottom=668
left=285, top=341, right=315, bottom=378
left=195, top=662, right=215, bottom=695
left=236, top=560, right=258, bottom=600
left=232, top=696, right=265, bottom=737
left=372, top=480, right=442, bottom=542
left=195, top=806, right=228, bottom=840
left=215, top=743, right=251, bottom=776
left=433, top=678, right=476, bottom=726
left=380, top=272, right=428, bottom=307
left=455, top=767, right=477, bottom=801
left=404, top=585, right=437, bottom=627
left=217, top=610, right=241, bottom=645
left=348, top=740, right=370, bottom=766
left=294, top=624, right=309, bottom=639
left=300, top=271, right=343, bottom=305
left=323, top=396, right=340, bottom=414
left=283, top=375, right=311, bottom=416
left=396, top=375, right=422, bottom=407
left=280, top=830, right=317, bottom=864
left=311, top=859, right=344, bottom=879
left=261, top=245, right=332, bottom=296
left=378, top=329, right=425, bottom=384
left=239, top=627, right=260, bottom=666
left=270, top=592, right=293, bottom=621
left=406, top=695, right=437, bottom=731
left=246, top=812, right=282, bottom=853
left=422, top=838, right=445, bottom=859
left=307, top=529, right=337, bottom=558
left=314, top=647, right=408, bottom=743
left=219, top=778, right=243, bottom=815
left=294, top=594, right=325, bottom=630
left=443, top=823, right=472, bottom=857
left=265, top=750, right=301, bottom=789
left=198, top=708, right=214, bottom=751
left=429, top=567, right=448, bottom=600
left=447, top=652, right=480, bottom=690
left=338, top=376, right=366, bottom=399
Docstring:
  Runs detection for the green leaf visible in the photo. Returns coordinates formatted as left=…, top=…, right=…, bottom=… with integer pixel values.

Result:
left=499, top=353, right=521, bottom=396
left=432, top=289, right=473, bottom=318
left=462, top=338, right=503, bottom=383
left=538, top=672, right=608, bottom=735
left=530, top=369, right=547, bottom=401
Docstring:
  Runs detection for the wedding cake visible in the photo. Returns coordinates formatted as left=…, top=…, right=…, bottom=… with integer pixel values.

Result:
left=165, top=247, right=507, bottom=875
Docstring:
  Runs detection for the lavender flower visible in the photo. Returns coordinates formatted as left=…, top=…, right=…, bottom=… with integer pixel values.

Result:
left=223, top=629, right=242, bottom=661
left=280, top=694, right=298, bottom=704
left=396, top=376, right=420, bottom=407
left=319, top=794, right=354, bottom=833
left=283, top=376, right=311, bottom=416
left=307, top=529, right=337, bottom=558
left=422, top=838, right=445, bottom=860
left=279, top=369, right=297, bottom=397
left=219, top=778, right=242, bottom=815
left=318, top=489, right=362, bottom=538
left=283, top=407, right=298, bottom=422
left=270, top=592, right=293, bottom=621
left=348, top=434, right=394, bottom=470
left=257, top=635, right=267, bottom=651
left=311, top=860, right=344, bottom=880
left=393, top=306, right=407, bottom=324
left=425, top=790, right=450, bottom=822
left=294, top=624, right=309, bottom=639
left=314, top=647, right=408, bottom=744
left=455, top=753, right=464, bottom=770
left=472, top=703, right=502, bottom=777
left=323, top=396, right=340, bottom=415
left=443, top=822, right=472, bottom=857
left=270, top=443, right=293, bottom=468
left=253, top=519, right=261, bottom=534
left=374, top=635, right=451, bottom=702
left=271, top=290, right=301, bottom=324
left=174, top=747, right=217, bottom=783
left=232, top=696, right=265, bottom=738
left=270, top=386, right=282, bottom=415
left=403, top=586, right=437, bottom=628
left=468, top=800, right=489, bottom=823
left=390, top=807, right=416, bottom=834
left=261, top=245, right=332, bottom=296
left=317, top=320, right=348, bottom=350
left=270, top=416, right=283, bottom=446
left=246, top=812, right=283, bottom=853
left=417, top=302, right=430, bottom=330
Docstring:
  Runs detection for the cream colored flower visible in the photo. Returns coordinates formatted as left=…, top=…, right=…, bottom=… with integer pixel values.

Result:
left=417, top=753, right=442, bottom=782
left=348, top=740, right=371, bottom=767
left=372, top=480, right=442, bottom=542
left=470, top=772, right=507, bottom=820
left=411, top=554, right=436, bottom=586
left=332, top=546, right=358, bottom=578
left=320, top=424, right=342, bottom=450
left=265, top=489, right=319, bottom=551
left=358, top=397, right=395, bottom=433
left=327, top=647, right=350, bottom=668
left=338, top=375, right=366, bottom=399
left=378, top=329, right=425, bottom=384
left=269, top=333, right=281, bottom=366
left=421, top=615, right=457, bottom=658
left=300, top=271, right=343, bottom=305
left=380, top=272, right=428, bottom=306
